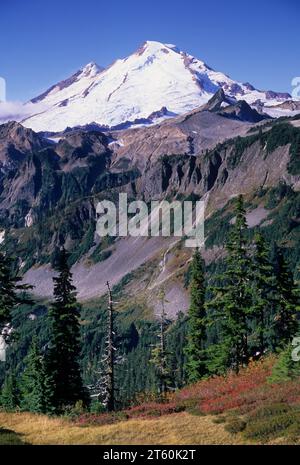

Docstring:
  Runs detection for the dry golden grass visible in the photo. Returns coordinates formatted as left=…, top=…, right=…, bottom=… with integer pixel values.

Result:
left=0, top=411, right=249, bottom=445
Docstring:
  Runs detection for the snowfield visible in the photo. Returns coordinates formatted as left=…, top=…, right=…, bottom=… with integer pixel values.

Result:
left=23, top=40, right=294, bottom=132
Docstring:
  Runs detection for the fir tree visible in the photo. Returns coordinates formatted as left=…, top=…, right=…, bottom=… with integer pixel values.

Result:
left=167, top=312, right=188, bottom=388
left=268, top=343, right=300, bottom=383
left=208, top=195, right=252, bottom=374
left=150, top=288, right=171, bottom=396
left=272, top=246, right=299, bottom=348
left=0, top=250, right=32, bottom=339
left=184, top=249, right=207, bottom=383
left=251, top=232, right=274, bottom=355
left=46, top=248, right=87, bottom=412
left=20, top=336, right=52, bottom=413
left=1, top=372, right=19, bottom=411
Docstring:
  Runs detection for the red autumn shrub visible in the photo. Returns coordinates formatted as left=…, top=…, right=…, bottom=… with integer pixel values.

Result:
left=174, top=357, right=300, bottom=415
left=72, top=357, right=300, bottom=426
left=125, top=401, right=185, bottom=419
left=175, top=358, right=274, bottom=414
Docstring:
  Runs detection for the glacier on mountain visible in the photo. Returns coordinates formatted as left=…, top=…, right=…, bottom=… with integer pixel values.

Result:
left=21, top=40, right=295, bottom=132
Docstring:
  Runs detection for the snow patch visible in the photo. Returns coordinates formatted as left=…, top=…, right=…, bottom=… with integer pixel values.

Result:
left=25, top=210, right=33, bottom=227
left=0, top=230, right=5, bottom=244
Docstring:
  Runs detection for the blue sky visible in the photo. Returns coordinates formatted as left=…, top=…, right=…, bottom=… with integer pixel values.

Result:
left=1, top=0, right=299, bottom=101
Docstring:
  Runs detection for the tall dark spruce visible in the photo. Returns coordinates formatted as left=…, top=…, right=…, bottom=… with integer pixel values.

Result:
left=0, top=250, right=31, bottom=339
left=150, top=288, right=171, bottom=396
left=208, top=195, right=252, bottom=374
left=0, top=371, right=19, bottom=411
left=272, top=245, right=299, bottom=348
left=46, top=248, right=87, bottom=412
left=20, top=336, right=52, bottom=413
left=184, top=249, right=207, bottom=383
left=251, top=232, right=274, bottom=355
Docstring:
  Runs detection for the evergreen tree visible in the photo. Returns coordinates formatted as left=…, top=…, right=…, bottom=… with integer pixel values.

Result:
left=184, top=249, right=207, bottom=383
left=268, top=343, right=300, bottom=383
left=272, top=246, right=299, bottom=348
left=46, top=248, right=87, bottom=412
left=20, top=336, right=52, bottom=413
left=251, top=232, right=274, bottom=355
left=150, top=289, right=171, bottom=396
left=0, top=251, right=31, bottom=339
left=1, top=372, right=19, bottom=411
left=208, top=195, right=252, bottom=374
left=167, top=312, right=188, bottom=388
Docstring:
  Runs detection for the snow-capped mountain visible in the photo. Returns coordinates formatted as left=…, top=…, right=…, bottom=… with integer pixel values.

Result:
left=23, top=41, right=295, bottom=132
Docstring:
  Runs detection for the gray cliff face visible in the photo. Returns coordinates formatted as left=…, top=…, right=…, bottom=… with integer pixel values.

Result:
left=0, top=121, right=48, bottom=169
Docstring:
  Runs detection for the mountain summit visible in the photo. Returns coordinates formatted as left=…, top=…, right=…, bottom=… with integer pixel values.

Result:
left=23, top=40, right=293, bottom=132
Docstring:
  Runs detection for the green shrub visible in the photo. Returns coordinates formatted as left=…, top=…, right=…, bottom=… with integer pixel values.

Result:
left=0, top=428, right=26, bottom=445
left=63, top=400, right=87, bottom=419
left=248, top=403, right=291, bottom=421
left=241, top=403, right=300, bottom=441
left=185, top=406, right=205, bottom=416
left=91, top=249, right=112, bottom=264
left=285, top=420, right=300, bottom=442
left=268, top=346, right=300, bottom=384
left=243, top=413, right=295, bottom=440
left=89, top=401, right=106, bottom=414
left=225, top=418, right=246, bottom=434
